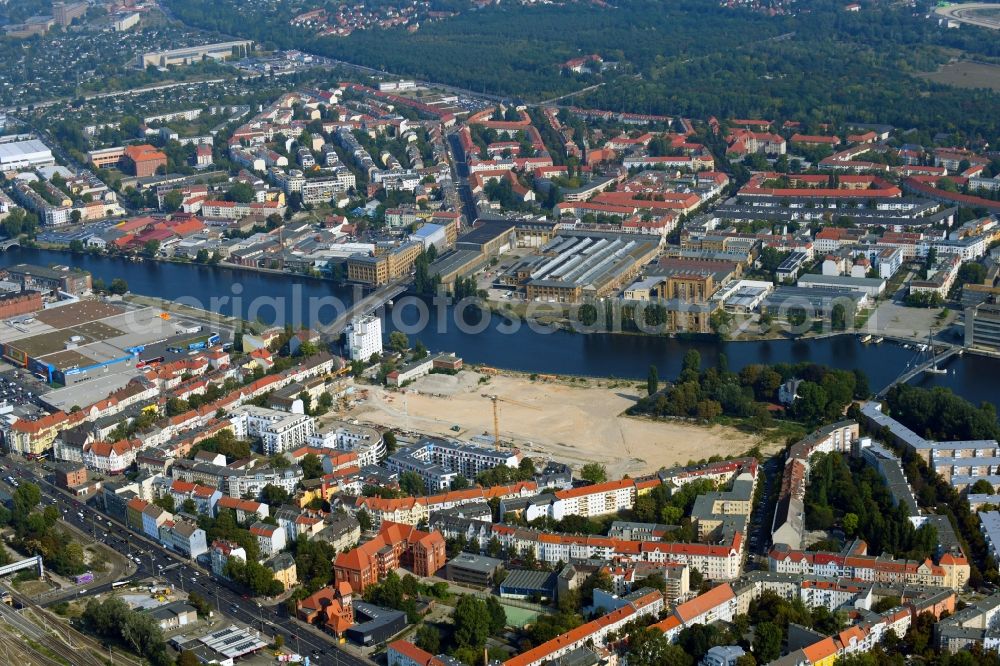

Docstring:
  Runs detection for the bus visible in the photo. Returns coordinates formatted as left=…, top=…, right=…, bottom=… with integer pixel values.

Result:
left=135, top=356, right=165, bottom=369
left=167, top=332, right=221, bottom=354
left=111, top=581, right=128, bottom=589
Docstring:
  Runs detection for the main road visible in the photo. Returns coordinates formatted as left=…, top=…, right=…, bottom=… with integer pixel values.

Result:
left=934, top=3, right=1000, bottom=29
left=1, top=457, right=372, bottom=666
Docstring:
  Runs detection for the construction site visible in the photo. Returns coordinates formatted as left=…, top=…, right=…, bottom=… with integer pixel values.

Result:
left=345, top=369, right=763, bottom=478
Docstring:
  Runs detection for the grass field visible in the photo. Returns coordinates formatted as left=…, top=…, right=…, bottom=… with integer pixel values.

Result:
left=921, top=60, right=1000, bottom=92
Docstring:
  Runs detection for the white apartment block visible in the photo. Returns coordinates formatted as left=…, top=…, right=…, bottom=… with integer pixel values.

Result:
left=231, top=405, right=316, bottom=455
left=345, top=314, right=383, bottom=361
left=527, top=479, right=637, bottom=522
left=308, top=421, right=385, bottom=466
left=226, top=467, right=303, bottom=500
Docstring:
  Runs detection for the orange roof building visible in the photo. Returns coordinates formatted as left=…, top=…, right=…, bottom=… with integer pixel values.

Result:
left=334, top=521, right=446, bottom=593
left=123, top=144, right=167, bottom=177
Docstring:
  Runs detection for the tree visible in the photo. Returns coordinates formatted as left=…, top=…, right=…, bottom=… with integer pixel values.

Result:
left=154, top=494, right=175, bottom=512
left=752, top=622, right=782, bottom=663
left=300, top=453, right=324, bottom=480
left=383, top=431, right=397, bottom=454
left=787, top=307, right=808, bottom=328
left=710, top=309, right=734, bottom=339
left=972, top=479, right=995, bottom=495
left=357, top=509, right=372, bottom=532
left=842, top=512, right=859, bottom=536
left=109, top=278, right=129, bottom=295
left=260, top=484, right=289, bottom=506
left=187, top=591, right=212, bottom=617
left=485, top=596, right=507, bottom=633
left=790, top=381, right=829, bottom=423
left=626, top=627, right=691, bottom=666
left=143, top=239, right=160, bottom=257
left=226, top=182, right=255, bottom=203
left=831, top=302, right=847, bottom=330
left=415, top=624, right=441, bottom=653
left=399, top=471, right=426, bottom=496
left=69, top=239, right=84, bottom=253
left=580, top=463, right=607, bottom=484
left=166, top=397, right=190, bottom=416
left=647, top=364, right=659, bottom=396
left=163, top=189, right=183, bottom=213
left=680, top=349, right=701, bottom=383
left=453, top=595, right=492, bottom=649
left=389, top=331, right=409, bottom=353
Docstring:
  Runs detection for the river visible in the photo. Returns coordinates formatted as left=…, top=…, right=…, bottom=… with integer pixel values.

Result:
left=2, top=248, right=997, bottom=407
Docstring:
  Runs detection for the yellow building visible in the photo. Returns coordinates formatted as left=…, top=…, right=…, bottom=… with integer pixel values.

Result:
left=347, top=241, right=423, bottom=286
left=266, top=553, right=298, bottom=590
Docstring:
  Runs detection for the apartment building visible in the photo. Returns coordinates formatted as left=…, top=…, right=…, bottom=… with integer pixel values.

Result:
left=345, top=314, right=383, bottom=361
left=249, top=521, right=287, bottom=559
left=769, top=541, right=969, bottom=591
left=308, top=421, right=385, bottom=467
left=82, top=439, right=143, bottom=474
left=230, top=405, right=316, bottom=454
left=227, top=466, right=303, bottom=499
left=526, top=479, right=637, bottom=521
left=159, top=518, right=208, bottom=559
left=386, top=438, right=519, bottom=490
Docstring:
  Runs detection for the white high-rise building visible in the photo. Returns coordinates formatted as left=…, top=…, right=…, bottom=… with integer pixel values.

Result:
left=346, top=314, right=382, bottom=361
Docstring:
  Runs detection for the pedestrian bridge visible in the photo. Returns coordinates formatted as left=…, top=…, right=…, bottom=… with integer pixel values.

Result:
left=0, top=555, right=43, bottom=578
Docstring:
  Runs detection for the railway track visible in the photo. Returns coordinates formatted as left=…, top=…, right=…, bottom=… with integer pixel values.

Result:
left=0, top=590, right=120, bottom=666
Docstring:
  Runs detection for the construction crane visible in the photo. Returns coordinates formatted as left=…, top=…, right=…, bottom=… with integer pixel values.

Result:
left=481, top=394, right=537, bottom=449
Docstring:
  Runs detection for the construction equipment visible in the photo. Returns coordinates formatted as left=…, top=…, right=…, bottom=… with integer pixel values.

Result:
left=481, top=394, right=538, bottom=450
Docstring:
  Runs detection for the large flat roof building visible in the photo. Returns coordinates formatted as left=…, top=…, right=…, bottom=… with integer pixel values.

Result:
left=0, top=139, right=55, bottom=172
left=138, top=41, right=254, bottom=68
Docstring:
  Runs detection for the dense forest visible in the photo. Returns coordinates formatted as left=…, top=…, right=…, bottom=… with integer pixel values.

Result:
left=162, top=0, right=1000, bottom=140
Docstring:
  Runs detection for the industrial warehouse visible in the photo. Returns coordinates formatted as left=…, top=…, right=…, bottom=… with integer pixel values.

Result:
left=0, top=300, right=215, bottom=405
left=502, top=230, right=662, bottom=302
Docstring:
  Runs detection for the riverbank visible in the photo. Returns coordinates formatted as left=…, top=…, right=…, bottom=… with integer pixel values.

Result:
left=2, top=246, right=997, bottom=410
left=345, top=368, right=770, bottom=478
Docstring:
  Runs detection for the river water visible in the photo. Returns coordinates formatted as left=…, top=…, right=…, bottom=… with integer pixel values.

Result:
left=2, top=248, right=996, bottom=407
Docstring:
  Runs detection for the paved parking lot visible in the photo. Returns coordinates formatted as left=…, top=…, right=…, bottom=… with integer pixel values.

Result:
left=37, top=219, right=120, bottom=245
left=0, top=366, right=51, bottom=416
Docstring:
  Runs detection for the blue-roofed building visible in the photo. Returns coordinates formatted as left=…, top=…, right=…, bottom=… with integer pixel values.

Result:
left=499, top=569, right=558, bottom=600
left=410, top=223, right=448, bottom=252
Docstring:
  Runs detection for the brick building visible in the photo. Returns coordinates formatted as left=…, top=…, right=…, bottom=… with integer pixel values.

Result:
left=123, top=144, right=168, bottom=178
left=0, top=290, right=42, bottom=318
left=333, top=521, right=446, bottom=593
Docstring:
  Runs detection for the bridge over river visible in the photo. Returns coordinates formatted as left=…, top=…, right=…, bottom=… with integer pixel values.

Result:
left=875, top=344, right=963, bottom=397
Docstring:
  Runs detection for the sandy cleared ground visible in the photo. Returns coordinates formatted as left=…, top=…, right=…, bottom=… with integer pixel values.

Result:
left=347, top=371, right=764, bottom=478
